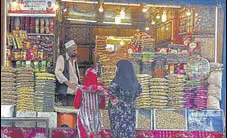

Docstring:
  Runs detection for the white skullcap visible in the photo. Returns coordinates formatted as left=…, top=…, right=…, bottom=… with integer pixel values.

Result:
left=65, top=40, right=76, bottom=49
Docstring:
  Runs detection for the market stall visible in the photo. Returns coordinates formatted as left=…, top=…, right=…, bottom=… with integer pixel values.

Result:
left=1, top=0, right=226, bottom=138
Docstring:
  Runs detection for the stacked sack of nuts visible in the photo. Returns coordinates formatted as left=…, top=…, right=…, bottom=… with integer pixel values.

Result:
left=1, top=67, right=17, bottom=105
left=207, top=63, right=223, bottom=109
left=154, top=110, right=186, bottom=130
left=167, top=74, right=186, bottom=109
left=136, top=74, right=152, bottom=109
left=16, top=68, right=35, bottom=111
left=149, top=78, right=168, bottom=109
left=35, top=73, right=56, bottom=112
left=136, top=110, right=152, bottom=129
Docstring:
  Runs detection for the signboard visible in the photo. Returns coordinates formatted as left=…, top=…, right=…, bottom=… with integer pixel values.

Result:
left=187, top=110, right=224, bottom=132
left=8, top=0, right=56, bottom=14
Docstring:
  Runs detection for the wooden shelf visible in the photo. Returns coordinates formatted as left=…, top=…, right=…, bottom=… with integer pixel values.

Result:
left=178, top=32, right=215, bottom=36
left=8, top=13, right=56, bottom=17
left=27, top=33, right=55, bottom=36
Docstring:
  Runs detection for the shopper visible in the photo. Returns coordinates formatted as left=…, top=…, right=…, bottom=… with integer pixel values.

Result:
left=74, top=68, right=117, bottom=138
left=55, top=40, right=81, bottom=106
left=108, top=60, right=142, bottom=138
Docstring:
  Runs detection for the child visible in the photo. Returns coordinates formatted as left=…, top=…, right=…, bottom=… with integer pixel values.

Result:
left=74, top=68, right=117, bottom=138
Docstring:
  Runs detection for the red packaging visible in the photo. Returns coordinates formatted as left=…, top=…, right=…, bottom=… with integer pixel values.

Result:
left=27, top=48, right=34, bottom=60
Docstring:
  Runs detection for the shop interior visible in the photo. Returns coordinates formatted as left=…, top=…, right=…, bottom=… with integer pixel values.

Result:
left=1, top=0, right=226, bottom=137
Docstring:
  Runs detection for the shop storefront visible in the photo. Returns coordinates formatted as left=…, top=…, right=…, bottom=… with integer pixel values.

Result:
left=1, top=0, right=226, bottom=138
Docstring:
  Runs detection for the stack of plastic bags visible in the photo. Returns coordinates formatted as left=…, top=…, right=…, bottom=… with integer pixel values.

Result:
left=149, top=78, right=168, bottom=109
left=1, top=67, right=17, bottom=105
left=154, top=53, right=166, bottom=61
left=142, top=62, right=153, bottom=75
left=166, top=53, right=178, bottom=64
left=185, top=81, right=208, bottom=110
left=168, top=74, right=185, bottom=109
left=16, top=67, right=35, bottom=111
left=142, top=47, right=155, bottom=62
left=207, top=63, right=223, bottom=109
left=136, top=74, right=152, bottom=109
left=35, top=73, right=56, bottom=112
left=95, top=36, right=107, bottom=55
left=178, top=54, right=189, bottom=63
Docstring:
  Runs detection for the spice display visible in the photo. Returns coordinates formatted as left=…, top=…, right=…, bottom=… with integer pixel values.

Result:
left=149, top=78, right=168, bottom=109
left=136, top=74, right=152, bottom=109
left=187, top=110, right=224, bottom=132
left=1, top=67, right=17, bottom=105
left=35, top=73, right=56, bottom=112
left=168, top=74, right=186, bottom=109
left=7, top=25, right=55, bottom=73
left=136, top=109, right=152, bottom=129
left=155, top=110, right=186, bottom=130
left=101, top=110, right=111, bottom=129
left=16, top=68, right=35, bottom=111
left=8, top=17, right=54, bottom=34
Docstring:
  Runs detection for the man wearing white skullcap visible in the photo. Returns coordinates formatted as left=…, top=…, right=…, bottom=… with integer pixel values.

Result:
left=55, top=40, right=81, bottom=106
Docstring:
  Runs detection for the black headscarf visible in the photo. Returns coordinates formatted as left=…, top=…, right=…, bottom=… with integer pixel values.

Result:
left=113, top=60, right=139, bottom=94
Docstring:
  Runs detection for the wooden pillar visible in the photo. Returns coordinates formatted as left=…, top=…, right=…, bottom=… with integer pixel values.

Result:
left=1, top=0, right=6, bottom=66
left=172, top=10, right=179, bottom=44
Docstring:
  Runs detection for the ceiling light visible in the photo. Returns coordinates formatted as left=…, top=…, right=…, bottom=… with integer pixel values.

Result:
left=156, top=15, right=160, bottom=19
left=98, top=4, right=104, bottom=12
left=120, top=40, right=125, bottom=46
left=120, top=9, right=125, bottom=18
left=162, top=10, right=167, bottom=22
left=115, top=15, right=121, bottom=24
left=145, top=25, right=150, bottom=31
left=151, top=21, right=155, bottom=25
left=142, top=7, right=149, bottom=13
left=103, top=22, right=132, bottom=25
left=195, top=13, right=198, bottom=16
left=63, top=8, right=67, bottom=12
left=166, top=28, right=169, bottom=31
left=186, top=10, right=191, bottom=16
